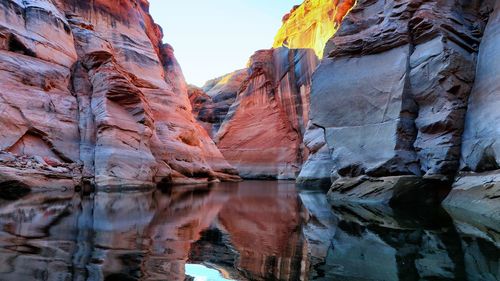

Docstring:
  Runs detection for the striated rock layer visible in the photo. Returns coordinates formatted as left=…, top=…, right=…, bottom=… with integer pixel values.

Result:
left=0, top=0, right=239, bottom=189
left=214, top=48, right=319, bottom=179
left=273, top=0, right=355, bottom=58
left=188, top=69, right=248, bottom=138
left=301, top=0, right=499, bottom=216
left=446, top=0, right=500, bottom=220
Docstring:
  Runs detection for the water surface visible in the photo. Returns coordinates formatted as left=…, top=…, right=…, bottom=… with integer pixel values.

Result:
left=0, top=181, right=498, bottom=281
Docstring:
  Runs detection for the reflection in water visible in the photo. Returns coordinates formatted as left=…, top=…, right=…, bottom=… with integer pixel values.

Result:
left=185, top=263, right=235, bottom=281
left=0, top=181, right=498, bottom=281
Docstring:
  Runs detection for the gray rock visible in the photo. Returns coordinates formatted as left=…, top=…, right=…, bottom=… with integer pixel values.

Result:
left=327, top=175, right=447, bottom=206
left=443, top=172, right=500, bottom=221
left=297, top=122, right=334, bottom=187
left=461, top=1, right=500, bottom=172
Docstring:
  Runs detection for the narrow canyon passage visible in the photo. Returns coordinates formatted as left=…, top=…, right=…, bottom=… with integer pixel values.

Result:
left=0, top=0, right=499, bottom=280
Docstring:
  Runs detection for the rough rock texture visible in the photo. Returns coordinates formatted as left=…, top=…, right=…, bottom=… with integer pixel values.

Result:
left=446, top=1, right=500, bottom=218
left=202, top=70, right=248, bottom=135
left=303, top=0, right=493, bottom=205
left=296, top=122, right=334, bottom=186
left=0, top=0, right=239, bottom=189
left=327, top=175, right=450, bottom=207
left=273, top=0, right=355, bottom=58
left=215, top=48, right=318, bottom=179
left=187, top=69, right=249, bottom=138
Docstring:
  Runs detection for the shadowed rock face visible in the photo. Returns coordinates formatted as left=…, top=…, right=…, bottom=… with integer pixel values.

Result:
left=0, top=0, right=239, bottom=189
left=299, top=0, right=497, bottom=207
left=447, top=1, right=500, bottom=219
left=187, top=69, right=249, bottom=139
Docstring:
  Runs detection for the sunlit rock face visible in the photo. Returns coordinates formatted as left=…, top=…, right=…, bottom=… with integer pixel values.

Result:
left=0, top=0, right=239, bottom=189
left=303, top=0, right=493, bottom=205
left=273, top=0, right=355, bottom=58
left=214, top=48, right=318, bottom=179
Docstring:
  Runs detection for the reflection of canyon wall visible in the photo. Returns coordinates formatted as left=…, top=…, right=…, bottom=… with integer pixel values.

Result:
left=299, top=189, right=500, bottom=281
left=217, top=182, right=306, bottom=280
left=0, top=182, right=305, bottom=281
left=0, top=0, right=239, bottom=189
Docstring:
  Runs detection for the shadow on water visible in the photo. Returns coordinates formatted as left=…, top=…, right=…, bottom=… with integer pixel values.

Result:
left=0, top=181, right=497, bottom=281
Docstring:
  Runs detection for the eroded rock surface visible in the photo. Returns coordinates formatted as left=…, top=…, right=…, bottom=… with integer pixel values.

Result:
left=273, top=0, right=355, bottom=58
left=447, top=1, right=500, bottom=218
left=0, top=0, right=239, bottom=189
left=302, top=0, right=495, bottom=206
left=187, top=69, right=249, bottom=139
left=215, top=48, right=318, bottom=179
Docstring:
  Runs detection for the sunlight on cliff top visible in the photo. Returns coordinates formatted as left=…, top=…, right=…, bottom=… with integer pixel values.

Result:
left=273, top=0, right=355, bottom=58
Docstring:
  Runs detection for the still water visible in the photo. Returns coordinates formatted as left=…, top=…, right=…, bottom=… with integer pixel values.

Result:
left=0, top=181, right=498, bottom=281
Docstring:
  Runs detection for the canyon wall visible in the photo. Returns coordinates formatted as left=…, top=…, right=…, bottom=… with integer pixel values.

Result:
left=0, top=0, right=239, bottom=189
left=273, top=0, right=355, bottom=58
left=191, top=48, right=318, bottom=179
left=190, top=0, right=357, bottom=180
left=215, top=48, right=318, bottom=179
left=444, top=0, right=500, bottom=219
left=188, top=69, right=248, bottom=138
left=300, top=0, right=499, bottom=218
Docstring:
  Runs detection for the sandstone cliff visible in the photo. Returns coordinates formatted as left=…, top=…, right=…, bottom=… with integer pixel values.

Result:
left=188, top=69, right=248, bottom=138
left=299, top=0, right=499, bottom=218
left=0, top=0, right=239, bottom=189
left=273, top=0, right=356, bottom=58
left=213, top=48, right=318, bottom=179
left=189, top=0, right=360, bottom=180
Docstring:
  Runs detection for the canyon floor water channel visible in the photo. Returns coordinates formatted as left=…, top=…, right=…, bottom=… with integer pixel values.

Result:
left=0, top=181, right=498, bottom=281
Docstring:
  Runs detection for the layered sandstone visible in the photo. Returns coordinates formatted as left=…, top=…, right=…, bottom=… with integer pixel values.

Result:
left=0, top=0, right=239, bottom=189
left=187, top=69, right=248, bottom=138
left=299, top=0, right=493, bottom=206
left=214, top=48, right=318, bottom=179
left=273, top=0, right=355, bottom=58
left=445, top=0, right=500, bottom=220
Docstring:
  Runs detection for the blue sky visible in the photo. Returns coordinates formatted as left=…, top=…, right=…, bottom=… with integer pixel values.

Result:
left=149, top=0, right=302, bottom=86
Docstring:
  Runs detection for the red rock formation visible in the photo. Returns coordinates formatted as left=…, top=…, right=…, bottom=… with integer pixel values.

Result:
left=214, top=48, right=318, bottom=179
left=0, top=0, right=239, bottom=189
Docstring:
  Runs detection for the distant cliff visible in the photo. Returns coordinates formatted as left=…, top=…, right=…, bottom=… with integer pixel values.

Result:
left=0, top=0, right=239, bottom=189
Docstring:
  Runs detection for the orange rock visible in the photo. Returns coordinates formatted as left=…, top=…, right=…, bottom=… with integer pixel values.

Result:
left=273, top=0, right=355, bottom=58
left=214, top=48, right=318, bottom=179
left=0, top=0, right=239, bottom=189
